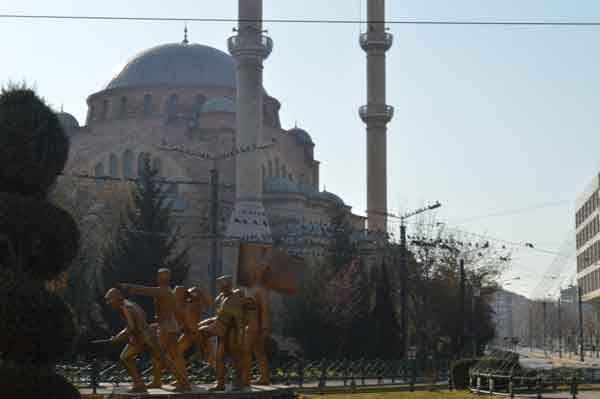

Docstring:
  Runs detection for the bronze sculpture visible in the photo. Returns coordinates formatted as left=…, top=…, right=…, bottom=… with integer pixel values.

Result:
left=175, top=285, right=215, bottom=367
left=119, top=268, right=191, bottom=392
left=198, top=275, right=248, bottom=391
left=104, top=288, right=164, bottom=394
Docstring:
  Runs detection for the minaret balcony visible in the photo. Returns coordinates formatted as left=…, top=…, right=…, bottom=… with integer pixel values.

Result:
left=228, top=34, right=273, bottom=59
left=360, top=32, right=394, bottom=52
left=359, top=104, right=394, bottom=124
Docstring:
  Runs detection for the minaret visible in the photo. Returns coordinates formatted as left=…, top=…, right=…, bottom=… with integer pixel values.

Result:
left=223, top=0, right=273, bottom=274
left=359, top=0, right=393, bottom=232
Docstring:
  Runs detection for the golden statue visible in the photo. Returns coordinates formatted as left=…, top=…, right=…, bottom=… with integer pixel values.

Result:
left=240, top=247, right=271, bottom=386
left=104, top=288, right=164, bottom=394
left=119, top=268, right=191, bottom=392
left=175, top=285, right=215, bottom=367
left=198, top=275, right=248, bottom=391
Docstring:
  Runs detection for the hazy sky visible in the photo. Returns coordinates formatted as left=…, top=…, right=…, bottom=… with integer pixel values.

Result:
left=1, top=0, right=599, bottom=298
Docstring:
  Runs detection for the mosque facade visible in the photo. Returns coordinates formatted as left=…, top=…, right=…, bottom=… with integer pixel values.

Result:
left=58, top=36, right=366, bottom=285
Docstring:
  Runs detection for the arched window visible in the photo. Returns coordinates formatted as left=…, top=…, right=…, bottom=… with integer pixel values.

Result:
left=282, top=165, right=287, bottom=179
left=143, top=94, right=152, bottom=115
left=123, top=149, right=133, bottom=178
left=119, top=96, right=127, bottom=117
left=275, top=158, right=280, bottom=177
left=87, top=105, right=96, bottom=124
left=109, top=154, right=118, bottom=178
left=267, top=160, right=273, bottom=177
left=95, top=162, right=105, bottom=188
left=262, top=165, right=266, bottom=182
left=194, top=94, right=206, bottom=115
left=166, top=94, right=178, bottom=121
left=152, top=158, right=162, bottom=176
left=138, top=152, right=150, bottom=175
left=101, top=99, right=109, bottom=119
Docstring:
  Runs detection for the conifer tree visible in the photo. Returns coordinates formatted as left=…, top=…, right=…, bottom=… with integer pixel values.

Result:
left=100, top=162, right=190, bottom=331
left=0, top=86, right=81, bottom=398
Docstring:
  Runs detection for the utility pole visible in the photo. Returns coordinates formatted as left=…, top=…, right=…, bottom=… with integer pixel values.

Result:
left=400, top=222, right=408, bottom=359
left=558, top=297, right=562, bottom=358
left=395, top=201, right=441, bottom=359
left=458, top=258, right=465, bottom=359
left=529, top=304, right=533, bottom=352
left=543, top=301, right=547, bottom=357
left=579, top=285, right=585, bottom=362
left=208, top=167, right=220, bottom=301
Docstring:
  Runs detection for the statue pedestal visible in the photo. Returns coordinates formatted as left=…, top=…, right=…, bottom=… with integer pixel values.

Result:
left=108, top=384, right=295, bottom=399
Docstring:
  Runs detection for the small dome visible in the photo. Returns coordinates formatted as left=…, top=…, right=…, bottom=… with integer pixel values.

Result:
left=56, top=112, right=79, bottom=130
left=318, top=191, right=345, bottom=206
left=264, top=176, right=302, bottom=194
left=290, top=127, right=314, bottom=146
left=201, top=97, right=235, bottom=114
left=105, top=43, right=236, bottom=90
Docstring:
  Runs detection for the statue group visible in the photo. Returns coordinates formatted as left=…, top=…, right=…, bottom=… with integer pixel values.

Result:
left=104, top=250, right=274, bottom=394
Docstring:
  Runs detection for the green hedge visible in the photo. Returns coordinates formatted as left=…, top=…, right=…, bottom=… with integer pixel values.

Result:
left=451, top=358, right=479, bottom=389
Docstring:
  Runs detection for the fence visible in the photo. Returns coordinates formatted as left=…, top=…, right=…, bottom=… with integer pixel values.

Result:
left=57, top=358, right=450, bottom=394
left=468, top=367, right=600, bottom=398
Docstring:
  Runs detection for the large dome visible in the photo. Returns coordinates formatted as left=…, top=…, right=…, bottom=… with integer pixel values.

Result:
left=105, top=43, right=236, bottom=90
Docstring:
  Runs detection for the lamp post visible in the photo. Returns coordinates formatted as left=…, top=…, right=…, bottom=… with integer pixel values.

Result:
left=394, top=201, right=442, bottom=358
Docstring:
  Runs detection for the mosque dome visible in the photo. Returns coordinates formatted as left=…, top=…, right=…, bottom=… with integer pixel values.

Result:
left=105, top=42, right=236, bottom=90
left=201, top=97, right=235, bottom=114
left=56, top=111, right=79, bottom=130
left=318, top=191, right=345, bottom=206
left=290, top=127, right=314, bottom=146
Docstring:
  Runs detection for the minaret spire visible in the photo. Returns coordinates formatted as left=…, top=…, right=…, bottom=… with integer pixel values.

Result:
left=359, top=0, right=393, bottom=233
left=182, top=24, right=189, bottom=44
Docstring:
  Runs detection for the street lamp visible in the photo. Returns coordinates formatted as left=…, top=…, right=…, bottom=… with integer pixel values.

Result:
left=390, top=201, right=442, bottom=358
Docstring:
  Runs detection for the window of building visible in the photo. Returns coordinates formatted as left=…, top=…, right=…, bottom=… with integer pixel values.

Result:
left=109, top=154, right=118, bottom=178
left=123, top=149, right=133, bottom=178
left=289, top=174, right=293, bottom=181
left=119, top=96, right=127, bottom=117
left=166, top=94, right=178, bottom=121
left=87, top=105, right=96, bottom=124
left=262, top=165, right=266, bottom=182
left=152, top=158, right=162, bottom=176
left=275, top=158, right=280, bottom=177
left=95, top=162, right=105, bottom=188
left=143, top=94, right=152, bottom=115
left=282, top=165, right=287, bottom=179
left=138, top=152, right=150, bottom=175
left=101, top=99, right=109, bottom=119
left=268, top=160, right=273, bottom=177
left=193, top=94, right=206, bottom=116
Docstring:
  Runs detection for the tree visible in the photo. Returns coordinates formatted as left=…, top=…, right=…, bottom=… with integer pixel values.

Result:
left=367, top=262, right=401, bottom=359
left=0, top=86, right=81, bottom=398
left=100, top=162, right=190, bottom=333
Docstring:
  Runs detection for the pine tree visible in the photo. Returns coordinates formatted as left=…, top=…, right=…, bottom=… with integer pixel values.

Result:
left=100, top=162, right=190, bottom=332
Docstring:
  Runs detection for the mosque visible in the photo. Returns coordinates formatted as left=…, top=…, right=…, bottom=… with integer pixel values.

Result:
left=58, top=0, right=393, bottom=286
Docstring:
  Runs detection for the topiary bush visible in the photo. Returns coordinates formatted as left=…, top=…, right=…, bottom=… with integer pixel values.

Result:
left=0, top=86, right=81, bottom=398
left=451, top=358, right=479, bottom=389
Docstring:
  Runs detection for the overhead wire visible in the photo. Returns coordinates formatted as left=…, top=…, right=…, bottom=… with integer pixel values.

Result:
left=2, top=14, right=600, bottom=27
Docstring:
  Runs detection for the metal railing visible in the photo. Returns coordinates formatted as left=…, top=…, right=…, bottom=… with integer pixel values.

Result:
left=468, top=367, right=600, bottom=398
left=227, top=35, right=273, bottom=58
left=359, top=104, right=395, bottom=123
left=58, top=358, right=450, bottom=394
left=359, top=32, right=394, bottom=51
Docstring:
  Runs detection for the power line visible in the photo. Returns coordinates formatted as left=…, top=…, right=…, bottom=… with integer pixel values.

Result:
left=451, top=200, right=573, bottom=224
left=2, top=14, right=600, bottom=27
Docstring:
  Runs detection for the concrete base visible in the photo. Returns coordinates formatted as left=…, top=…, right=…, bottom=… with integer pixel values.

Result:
left=107, top=384, right=295, bottom=399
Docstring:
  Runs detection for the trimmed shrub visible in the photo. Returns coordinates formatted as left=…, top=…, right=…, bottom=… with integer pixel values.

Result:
left=0, top=87, right=80, bottom=398
left=0, top=87, right=69, bottom=199
left=0, top=193, right=80, bottom=281
left=451, top=358, right=479, bottom=389
left=0, top=364, right=80, bottom=399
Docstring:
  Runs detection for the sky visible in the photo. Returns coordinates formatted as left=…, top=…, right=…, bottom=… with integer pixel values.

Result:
left=1, top=0, right=599, bottom=298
